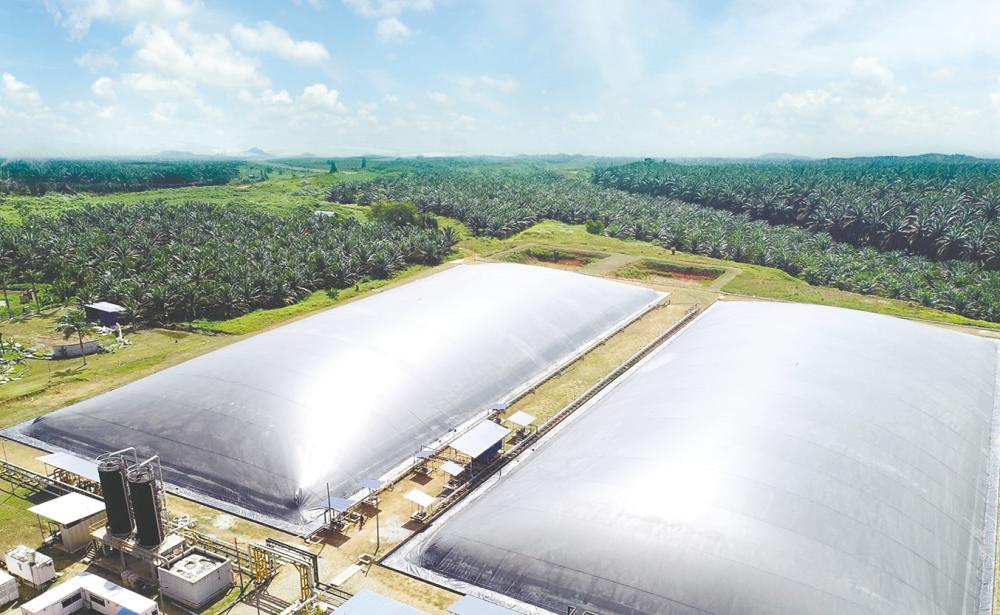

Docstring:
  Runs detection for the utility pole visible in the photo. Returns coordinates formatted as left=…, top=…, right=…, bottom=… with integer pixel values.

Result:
left=234, top=538, right=244, bottom=592
left=374, top=508, right=380, bottom=557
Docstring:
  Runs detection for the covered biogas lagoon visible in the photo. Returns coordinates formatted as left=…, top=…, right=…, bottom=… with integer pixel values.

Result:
left=388, top=301, right=1000, bottom=615
left=4, top=263, right=663, bottom=532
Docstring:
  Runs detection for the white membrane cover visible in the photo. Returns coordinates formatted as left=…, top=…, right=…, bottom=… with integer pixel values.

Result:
left=6, top=264, right=661, bottom=530
left=390, top=301, right=1000, bottom=615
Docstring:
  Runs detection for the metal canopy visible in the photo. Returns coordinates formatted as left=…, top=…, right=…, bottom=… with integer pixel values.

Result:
left=322, top=497, right=355, bottom=512
left=405, top=489, right=435, bottom=508
left=415, top=450, right=436, bottom=460
left=440, top=461, right=465, bottom=477
left=390, top=301, right=1000, bottom=615
left=36, top=452, right=100, bottom=482
left=359, top=479, right=384, bottom=490
left=449, top=422, right=510, bottom=459
left=29, top=492, right=105, bottom=525
left=6, top=264, right=662, bottom=531
left=505, top=411, right=535, bottom=428
left=448, top=595, right=520, bottom=615
left=335, top=590, right=429, bottom=615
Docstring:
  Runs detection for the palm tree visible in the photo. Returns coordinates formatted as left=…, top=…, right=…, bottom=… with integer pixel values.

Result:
left=56, top=308, right=96, bottom=366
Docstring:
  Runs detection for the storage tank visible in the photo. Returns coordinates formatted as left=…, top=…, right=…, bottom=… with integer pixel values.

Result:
left=128, top=465, right=163, bottom=548
left=98, top=456, right=133, bottom=537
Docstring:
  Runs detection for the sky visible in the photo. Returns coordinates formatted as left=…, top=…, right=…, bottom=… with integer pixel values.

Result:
left=1, top=0, right=999, bottom=158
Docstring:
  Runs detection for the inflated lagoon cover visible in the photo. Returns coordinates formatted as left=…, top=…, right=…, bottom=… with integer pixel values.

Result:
left=388, top=301, right=1000, bottom=615
left=6, top=263, right=661, bottom=530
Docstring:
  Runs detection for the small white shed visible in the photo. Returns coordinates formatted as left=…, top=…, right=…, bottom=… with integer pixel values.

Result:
left=4, top=546, right=55, bottom=589
left=157, top=550, right=233, bottom=609
left=28, top=493, right=106, bottom=552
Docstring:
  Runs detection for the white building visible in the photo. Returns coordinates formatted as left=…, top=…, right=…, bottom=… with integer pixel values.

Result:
left=28, top=493, right=106, bottom=552
left=4, top=546, right=55, bottom=589
left=0, top=570, right=18, bottom=607
left=157, top=550, right=232, bottom=609
left=19, top=572, right=158, bottom=615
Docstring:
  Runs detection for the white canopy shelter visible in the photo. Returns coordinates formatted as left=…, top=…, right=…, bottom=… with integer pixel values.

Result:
left=449, top=422, right=510, bottom=459
left=336, top=590, right=429, bottom=615
left=322, top=496, right=355, bottom=512
left=405, top=490, right=436, bottom=508
left=440, top=461, right=466, bottom=477
left=506, top=412, right=536, bottom=428
left=36, top=452, right=99, bottom=483
left=29, top=493, right=105, bottom=526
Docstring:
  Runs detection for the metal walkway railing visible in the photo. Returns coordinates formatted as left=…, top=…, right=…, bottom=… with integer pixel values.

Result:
left=0, top=458, right=98, bottom=498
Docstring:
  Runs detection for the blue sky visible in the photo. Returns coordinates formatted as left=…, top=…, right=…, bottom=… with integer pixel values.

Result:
left=1, top=0, right=999, bottom=157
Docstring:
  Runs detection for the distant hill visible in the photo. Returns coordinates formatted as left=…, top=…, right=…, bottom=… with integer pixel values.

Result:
left=242, top=147, right=275, bottom=159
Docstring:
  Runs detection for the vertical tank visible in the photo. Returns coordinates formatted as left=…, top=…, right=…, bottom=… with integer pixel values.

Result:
left=98, top=457, right=133, bottom=537
left=128, top=465, right=163, bottom=548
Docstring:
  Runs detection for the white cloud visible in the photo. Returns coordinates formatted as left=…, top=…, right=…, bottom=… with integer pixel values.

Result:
left=1, top=73, right=43, bottom=107
left=75, top=50, right=119, bottom=72
left=125, top=23, right=269, bottom=89
left=91, top=76, right=116, bottom=100
left=376, top=17, right=413, bottom=43
left=300, top=83, right=347, bottom=112
left=930, top=67, right=955, bottom=80
left=147, top=97, right=221, bottom=124
left=775, top=57, right=904, bottom=117
left=121, top=72, right=197, bottom=97
left=63, top=99, right=115, bottom=119
left=569, top=111, right=600, bottom=123
left=763, top=56, right=922, bottom=148
left=239, top=88, right=294, bottom=105
left=775, top=89, right=837, bottom=113
left=358, top=101, right=378, bottom=123
left=343, top=0, right=433, bottom=18
left=45, top=0, right=199, bottom=38
left=849, top=56, right=901, bottom=95
left=231, top=21, right=329, bottom=64
left=477, top=75, right=518, bottom=93
left=150, top=101, right=177, bottom=123
left=344, top=0, right=430, bottom=44
left=262, top=89, right=293, bottom=105
left=429, top=91, right=448, bottom=104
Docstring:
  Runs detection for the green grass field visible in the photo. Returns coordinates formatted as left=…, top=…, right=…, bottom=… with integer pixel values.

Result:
left=0, top=486, right=44, bottom=552
left=0, top=168, right=375, bottom=223
left=469, top=220, right=1000, bottom=330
